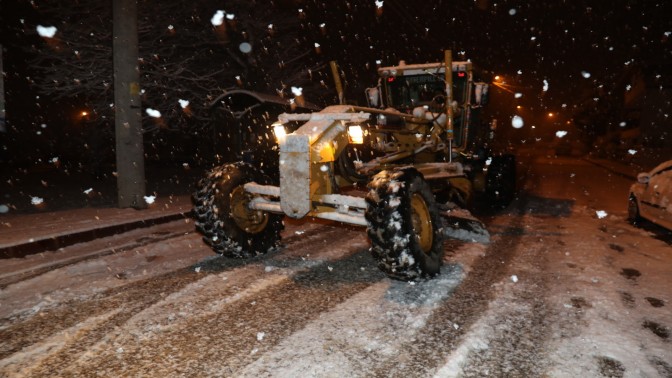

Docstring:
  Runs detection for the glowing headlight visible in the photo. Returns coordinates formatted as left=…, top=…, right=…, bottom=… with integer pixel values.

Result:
left=347, top=125, right=364, bottom=144
left=272, top=122, right=287, bottom=144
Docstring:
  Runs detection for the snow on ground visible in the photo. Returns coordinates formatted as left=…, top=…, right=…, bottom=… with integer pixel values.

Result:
left=432, top=156, right=672, bottom=377
left=434, top=206, right=670, bottom=377
left=543, top=207, right=671, bottom=377
left=0, top=220, right=207, bottom=320
left=239, top=262, right=468, bottom=377
left=1, top=155, right=670, bottom=376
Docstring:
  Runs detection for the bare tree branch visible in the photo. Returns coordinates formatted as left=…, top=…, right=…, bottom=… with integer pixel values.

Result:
left=25, top=0, right=329, bottom=138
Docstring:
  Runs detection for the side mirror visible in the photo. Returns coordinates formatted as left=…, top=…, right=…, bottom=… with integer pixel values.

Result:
left=365, top=87, right=381, bottom=108
left=637, top=172, right=650, bottom=184
left=473, top=83, right=489, bottom=106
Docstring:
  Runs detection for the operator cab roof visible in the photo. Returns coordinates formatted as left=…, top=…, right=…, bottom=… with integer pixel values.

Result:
left=377, top=61, right=472, bottom=77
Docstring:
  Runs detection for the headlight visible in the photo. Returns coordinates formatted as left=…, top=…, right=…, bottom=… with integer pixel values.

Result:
left=347, top=125, right=364, bottom=144
left=272, top=122, right=287, bottom=144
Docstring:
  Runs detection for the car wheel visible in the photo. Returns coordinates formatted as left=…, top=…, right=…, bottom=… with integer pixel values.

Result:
left=627, top=195, right=641, bottom=224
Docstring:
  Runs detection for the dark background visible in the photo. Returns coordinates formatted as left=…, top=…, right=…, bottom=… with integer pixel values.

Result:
left=0, top=0, right=670, bottom=211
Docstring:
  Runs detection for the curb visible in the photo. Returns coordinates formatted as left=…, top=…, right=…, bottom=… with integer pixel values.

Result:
left=583, top=158, right=638, bottom=181
left=0, top=210, right=194, bottom=259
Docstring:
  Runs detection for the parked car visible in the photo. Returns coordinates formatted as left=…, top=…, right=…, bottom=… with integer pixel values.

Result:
left=628, top=160, right=672, bottom=230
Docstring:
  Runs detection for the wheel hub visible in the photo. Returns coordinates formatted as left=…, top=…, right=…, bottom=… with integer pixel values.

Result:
left=410, top=193, right=433, bottom=253
left=230, top=186, right=269, bottom=234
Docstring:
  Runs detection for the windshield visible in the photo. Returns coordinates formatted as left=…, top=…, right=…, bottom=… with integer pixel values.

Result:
left=384, top=72, right=468, bottom=111
left=383, top=72, right=470, bottom=145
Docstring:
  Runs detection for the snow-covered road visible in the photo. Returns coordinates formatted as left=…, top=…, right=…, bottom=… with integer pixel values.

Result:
left=1, top=154, right=670, bottom=377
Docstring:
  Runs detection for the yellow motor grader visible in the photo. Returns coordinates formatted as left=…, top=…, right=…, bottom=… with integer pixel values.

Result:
left=192, top=51, right=515, bottom=280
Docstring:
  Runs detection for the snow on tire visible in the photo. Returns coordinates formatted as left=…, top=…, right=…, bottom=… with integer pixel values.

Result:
left=365, top=168, right=445, bottom=280
left=192, top=162, right=283, bottom=258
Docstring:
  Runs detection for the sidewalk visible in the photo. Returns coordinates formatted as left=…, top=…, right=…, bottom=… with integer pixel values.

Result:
left=0, top=195, right=193, bottom=259
left=583, top=157, right=642, bottom=180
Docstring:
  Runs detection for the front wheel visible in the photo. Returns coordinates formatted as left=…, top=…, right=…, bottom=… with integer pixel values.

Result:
left=365, top=168, right=445, bottom=280
left=192, top=162, right=283, bottom=258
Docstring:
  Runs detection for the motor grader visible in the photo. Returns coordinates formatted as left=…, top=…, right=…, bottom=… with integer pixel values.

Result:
left=192, top=51, right=515, bottom=280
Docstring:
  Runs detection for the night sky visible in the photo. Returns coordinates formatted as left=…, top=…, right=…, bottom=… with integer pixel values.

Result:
left=1, top=0, right=670, bottom=162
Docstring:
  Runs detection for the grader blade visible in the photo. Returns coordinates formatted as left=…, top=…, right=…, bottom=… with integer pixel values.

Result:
left=439, top=207, right=490, bottom=244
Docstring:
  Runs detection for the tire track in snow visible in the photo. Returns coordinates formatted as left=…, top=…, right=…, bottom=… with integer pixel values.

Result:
left=435, top=224, right=555, bottom=377
left=367, top=193, right=535, bottom=377
left=237, top=263, right=466, bottom=377
left=0, top=224, right=374, bottom=377
left=0, top=265, right=206, bottom=375
left=55, top=250, right=380, bottom=377
left=279, top=221, right=365, bottom=260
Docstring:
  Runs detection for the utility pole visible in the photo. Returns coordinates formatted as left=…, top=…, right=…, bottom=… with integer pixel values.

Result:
left=0, top=45, right=6, bottom=133
left=112, top=0, right=146, bottom=209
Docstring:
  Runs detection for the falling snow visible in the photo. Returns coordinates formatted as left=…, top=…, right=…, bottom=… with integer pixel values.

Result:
left=36, top=25, right=57, bottom=38
left=146, top=108, right=162, bottom=118
left=211, top=10, right=225, bottom=26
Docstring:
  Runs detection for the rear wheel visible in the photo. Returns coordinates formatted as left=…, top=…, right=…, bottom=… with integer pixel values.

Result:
left=192, top=162, right=283, bottom=258
left=365, top=168, right=445, bottom=280
left=627, top=195, right=641, bottom=224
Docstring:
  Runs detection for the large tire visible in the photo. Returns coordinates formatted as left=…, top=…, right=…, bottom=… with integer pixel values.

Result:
left=627, top=195, right=641, bottom=224
left=365, top=168, right=445, bottom=280
left=192, top=162, right=283, bottom=258
left=485, top=154, right=516, bottom=208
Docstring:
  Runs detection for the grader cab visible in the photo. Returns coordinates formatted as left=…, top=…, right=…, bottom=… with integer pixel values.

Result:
left=192, top=51, right=514, bottom=280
